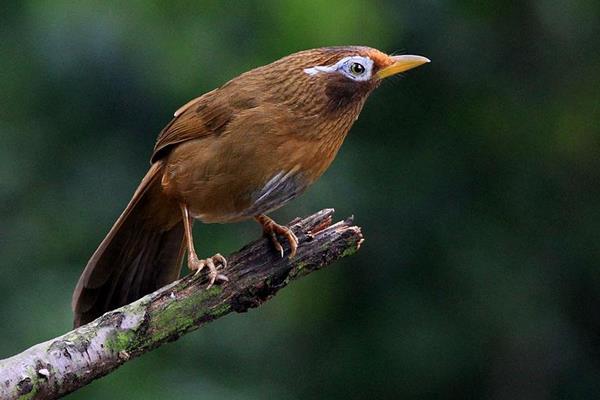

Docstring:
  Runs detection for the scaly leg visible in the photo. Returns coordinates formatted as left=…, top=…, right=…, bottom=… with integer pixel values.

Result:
left=255, top=214, right=298, bottom=259
left=180, top=203, right=228, bottom=288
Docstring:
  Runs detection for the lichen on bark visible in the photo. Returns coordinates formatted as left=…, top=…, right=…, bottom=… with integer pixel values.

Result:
left=0, top=209, right=363, bottom=400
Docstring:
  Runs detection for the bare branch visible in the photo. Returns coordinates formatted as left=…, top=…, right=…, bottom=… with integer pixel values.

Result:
left=0, top=209, right=363, bottom=400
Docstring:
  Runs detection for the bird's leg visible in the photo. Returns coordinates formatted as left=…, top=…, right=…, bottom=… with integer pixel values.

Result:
left=179, top=203, right=228, bottom=288
left=255, top=214, right=298, bottom=259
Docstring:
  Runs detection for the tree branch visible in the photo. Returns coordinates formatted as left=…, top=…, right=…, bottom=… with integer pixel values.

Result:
left=0, top=209, right=363, bottom=400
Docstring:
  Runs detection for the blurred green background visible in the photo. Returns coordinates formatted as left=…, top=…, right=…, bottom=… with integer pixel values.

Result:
left=1, top=0, right=600, bottom=398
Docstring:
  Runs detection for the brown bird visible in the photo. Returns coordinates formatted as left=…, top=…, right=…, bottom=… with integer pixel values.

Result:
left=72, top=46, right=429, bottom=327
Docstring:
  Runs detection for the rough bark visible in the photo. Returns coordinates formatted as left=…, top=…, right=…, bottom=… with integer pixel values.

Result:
left=0, top=209, right=363, bottom=400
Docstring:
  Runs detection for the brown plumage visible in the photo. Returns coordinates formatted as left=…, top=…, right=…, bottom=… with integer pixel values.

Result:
left=72, top=46, right=429, bottom=327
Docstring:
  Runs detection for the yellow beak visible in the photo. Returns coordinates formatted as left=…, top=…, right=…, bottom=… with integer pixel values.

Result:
left=376, top=55, right=430, bottom=79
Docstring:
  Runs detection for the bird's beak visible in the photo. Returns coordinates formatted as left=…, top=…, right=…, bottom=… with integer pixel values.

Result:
left=376, top=55, right=430, bottom=79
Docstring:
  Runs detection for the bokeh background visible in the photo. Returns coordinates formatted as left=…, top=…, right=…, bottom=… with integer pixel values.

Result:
left=1, top=1, right=600, bottom=398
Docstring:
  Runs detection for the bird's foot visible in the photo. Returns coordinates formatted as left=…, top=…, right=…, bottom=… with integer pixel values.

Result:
left=188, top=253, right=229, bottom=288
left=256, top=215, right=298, bottom=259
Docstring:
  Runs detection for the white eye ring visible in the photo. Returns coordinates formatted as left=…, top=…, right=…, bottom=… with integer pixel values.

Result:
left=339, top=57, right=373, bottom=81
left=304, top=56, right=374, bottom=82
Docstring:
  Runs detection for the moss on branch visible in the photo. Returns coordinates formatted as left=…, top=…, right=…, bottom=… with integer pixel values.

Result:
left=0, top=209, right=363, bottom=400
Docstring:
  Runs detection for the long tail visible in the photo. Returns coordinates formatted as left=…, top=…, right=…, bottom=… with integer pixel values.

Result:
left=72, top=162, right=185, bottom=327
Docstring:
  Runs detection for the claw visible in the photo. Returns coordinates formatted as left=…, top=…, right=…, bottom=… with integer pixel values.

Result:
left=213, top=253, right=227, bottom=269
left=188, top=254, right=206, bottom=275
left=206, top=258, right=217, bottom=288
left=255, top=214, right=298, bottom=259
left=269, top=232, right=285, bottom=258
left=188, top=253, right=228, bottom=288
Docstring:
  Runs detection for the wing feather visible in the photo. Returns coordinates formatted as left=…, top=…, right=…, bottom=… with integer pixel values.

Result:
left=151, top=85, right=252, bottom=162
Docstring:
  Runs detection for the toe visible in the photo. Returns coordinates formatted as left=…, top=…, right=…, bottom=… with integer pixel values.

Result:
left=268, top=232, right=284, bottom=258
left=274, top=240, right=285, bottom=258
left=288, top=240, right=297, bottom=259
left=191, top=259, right=206, bottom=275
left=214, top=253, right=227, bottom=268
left=286, top=230, right=299, bottom=259
left=206, top=258, right=220, bottom=288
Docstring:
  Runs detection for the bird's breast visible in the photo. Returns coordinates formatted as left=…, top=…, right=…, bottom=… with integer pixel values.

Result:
left=161, top=107, right=352, bottom=223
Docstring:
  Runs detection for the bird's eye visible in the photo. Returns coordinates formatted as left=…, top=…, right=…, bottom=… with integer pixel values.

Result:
left=349, top=62, right=366, bottom=76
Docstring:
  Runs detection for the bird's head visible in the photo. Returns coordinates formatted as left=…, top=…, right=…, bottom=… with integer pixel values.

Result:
left=251, top=46, right=429, bottom=120
left=301, top=46, right=429, bottom=84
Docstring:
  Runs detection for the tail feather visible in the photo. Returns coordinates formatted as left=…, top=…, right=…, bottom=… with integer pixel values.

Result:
left=72, top=163, right=185, bottom=327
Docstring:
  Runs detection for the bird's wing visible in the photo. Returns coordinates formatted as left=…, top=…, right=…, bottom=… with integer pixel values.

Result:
left=151, top=87, right=240, bottom=162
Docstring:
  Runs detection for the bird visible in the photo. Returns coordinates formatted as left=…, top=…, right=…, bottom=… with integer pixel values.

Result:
left=72, top=46, right=429, bottom=327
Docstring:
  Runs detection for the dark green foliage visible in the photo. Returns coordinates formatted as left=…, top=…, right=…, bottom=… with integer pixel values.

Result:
left=1, top=1, right=599, bottom=398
